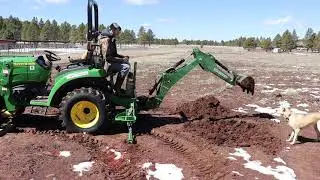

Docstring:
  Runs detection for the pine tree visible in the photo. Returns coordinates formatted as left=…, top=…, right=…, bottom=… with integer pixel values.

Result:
left=273, top=34, right=282, bottom=48
left=59, top=21, right=71, bottom=42
left=281, top=30, right=295, bottom=52
left=38, top=18, right=44, bottom=30
left=304, top=28, right=315, bottom=52
left=69, top=25, right=78, bottom=43
left=138, top=26, right=147, bottom=45
left=292, top=29, right=298, bottom=42
left=26, top=17, right=40, bottom=41
left=51, top=20, right=60, bottom=41
left=260, top=38, right=272, bottom=51
left=146, top=29, right=155, bottom=46
left=130, top=30, right=136, bottom=43
left=77, top=23, right=86, bottom=43
left=313, top=32, right=320, bottom=52
left=306, top=33, right=316, bottom=52
left=40, top=20, right=51, bottom=41
left=243, top=37, right=257, bottom=50
left=21, top=21, right=29, bottom=40
left=119, top=29, right=135, bottom=44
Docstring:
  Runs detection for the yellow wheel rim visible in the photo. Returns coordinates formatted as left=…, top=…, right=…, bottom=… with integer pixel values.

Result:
left=70, top=101, right=100, bottom=129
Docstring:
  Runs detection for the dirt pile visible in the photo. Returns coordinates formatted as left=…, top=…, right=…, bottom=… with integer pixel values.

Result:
left=183, top=119, right=284, bottom=155
left=174, top=95, right=231, bottom=120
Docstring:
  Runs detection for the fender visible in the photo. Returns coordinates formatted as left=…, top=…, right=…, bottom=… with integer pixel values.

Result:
left=30, top=67, right=107, bottom=107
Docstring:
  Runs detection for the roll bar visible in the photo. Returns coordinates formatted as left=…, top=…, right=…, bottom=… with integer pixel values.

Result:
left=87, top=0, right=99, bottom=42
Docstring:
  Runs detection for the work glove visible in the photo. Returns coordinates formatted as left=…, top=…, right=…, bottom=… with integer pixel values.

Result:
left=123, top=56, right=130, bottom=63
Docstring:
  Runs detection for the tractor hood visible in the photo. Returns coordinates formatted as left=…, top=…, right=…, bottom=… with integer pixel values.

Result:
left=0, top=55, right=35, bottom=63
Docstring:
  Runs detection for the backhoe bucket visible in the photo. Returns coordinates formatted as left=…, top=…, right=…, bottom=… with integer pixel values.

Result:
left=236, top=76, right=255, bottom=95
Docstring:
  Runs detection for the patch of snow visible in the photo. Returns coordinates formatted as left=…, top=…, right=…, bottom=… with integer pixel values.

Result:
left=296, top=88, right=310, bottom=93
left=261, top=88, right=279, bottom=93
left=227, top=156, right=237, bottom=161
left=311, top=94, right=320, bottom=99
left=255, top=107, right=276, bottom=114
left=283, top=88, right=299, bottom=95
left=73, top=161, right=94, bottom=177
left=279, top=101, right=291, bottom=108
left=297, top=103, right=309, bottom=108
left=229, top=148, right=296, bottom=180
left=245, top=101, right=292, bottom=119
left=278, top=84, right=286, bottom=86
left=273, top=158, right=286, bottom=165
left=265, top=77, right=270, bottom=79
left=232, top=171, right=244, bottom=176
left=264, top=85, right=273, bottom=89
left=310, top=91, right=319, bottom=94
left=109, top=149, right=122, bottom=160
left=271, top=119, right=280, bottom=123
left=246, top=104, right=260, bottom=108
left=232, top=107, right=248, bottom=113
left=143, top=162, right=184, bottom=180
left=59, top=151, right=71, bottom=157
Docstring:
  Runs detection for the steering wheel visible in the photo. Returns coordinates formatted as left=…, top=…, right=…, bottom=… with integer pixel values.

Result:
left=44, top=50, right=61, bottom=61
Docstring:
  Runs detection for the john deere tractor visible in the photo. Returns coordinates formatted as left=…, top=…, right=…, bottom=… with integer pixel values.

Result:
left=0, top=0, right=255, bottom=143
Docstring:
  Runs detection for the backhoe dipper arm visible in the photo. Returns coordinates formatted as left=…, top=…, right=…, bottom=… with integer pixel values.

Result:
left=140, top=48, right=255, bottom=110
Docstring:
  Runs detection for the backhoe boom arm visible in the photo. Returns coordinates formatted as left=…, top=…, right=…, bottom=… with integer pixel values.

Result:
left=139, top=48, right=254, bottom=110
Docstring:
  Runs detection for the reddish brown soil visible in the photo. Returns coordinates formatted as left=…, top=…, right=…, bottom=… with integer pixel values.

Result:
left=173, top=95, right=231, bottom=120
left=183, top=119, right=285, bottom=155
left=0, top=53, right=320, bottom=179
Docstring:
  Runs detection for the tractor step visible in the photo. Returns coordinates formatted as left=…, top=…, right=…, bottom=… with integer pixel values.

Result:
left=30, top=96, right=49, bottom=106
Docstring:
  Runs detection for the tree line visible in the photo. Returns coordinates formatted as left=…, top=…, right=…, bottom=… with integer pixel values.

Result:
left=1, top=15, right=320, bottom=51
left=241, top=28, right=320, bottom=52
left=0, top=15, right=179, bottom=45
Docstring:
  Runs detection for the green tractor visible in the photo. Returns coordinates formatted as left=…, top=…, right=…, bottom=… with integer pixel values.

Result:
left=0, top=0, right=255, bottom=143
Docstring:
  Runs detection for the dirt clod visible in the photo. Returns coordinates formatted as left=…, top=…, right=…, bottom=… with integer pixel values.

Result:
left=173, top=95, right=231, bottom=120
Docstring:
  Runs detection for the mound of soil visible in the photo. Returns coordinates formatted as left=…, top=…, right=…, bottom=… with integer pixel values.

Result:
left=183, top=119, right=284, bottom=155
left=174, top=95, right=231, bottom=120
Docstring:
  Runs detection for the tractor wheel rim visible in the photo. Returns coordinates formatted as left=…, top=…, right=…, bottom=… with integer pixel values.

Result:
left=70, top=101, right=99, bottom=129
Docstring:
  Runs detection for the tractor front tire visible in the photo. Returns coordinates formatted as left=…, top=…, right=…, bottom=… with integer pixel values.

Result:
left=59, top=87, right=106, bottom=133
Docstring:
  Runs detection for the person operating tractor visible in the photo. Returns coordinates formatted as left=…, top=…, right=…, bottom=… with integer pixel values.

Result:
left=99, top=23, right=130, bottom=95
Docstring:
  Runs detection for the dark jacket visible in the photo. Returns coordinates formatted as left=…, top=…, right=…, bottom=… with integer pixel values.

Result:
left=100, top=31, right=124, bottom=63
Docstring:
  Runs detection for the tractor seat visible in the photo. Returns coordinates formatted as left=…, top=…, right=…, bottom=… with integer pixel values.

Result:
left=36, top=55, right=52, bottom=70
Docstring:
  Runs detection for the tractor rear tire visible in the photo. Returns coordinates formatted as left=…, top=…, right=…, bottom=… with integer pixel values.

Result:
left=59, top=87, right=106, bottom=133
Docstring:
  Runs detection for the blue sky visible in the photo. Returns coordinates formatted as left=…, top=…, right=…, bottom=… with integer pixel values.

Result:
left=0, top=0, right=319, bottom=41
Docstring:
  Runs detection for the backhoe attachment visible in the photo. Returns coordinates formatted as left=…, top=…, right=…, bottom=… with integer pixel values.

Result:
left=138, top=48, right=255, bottom=110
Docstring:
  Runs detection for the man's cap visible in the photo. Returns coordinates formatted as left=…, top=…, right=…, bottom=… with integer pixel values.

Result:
left=110, top=23, right=121, bottom=31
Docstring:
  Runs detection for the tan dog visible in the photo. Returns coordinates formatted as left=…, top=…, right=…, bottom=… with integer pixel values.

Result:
left=279, top=107, right=320, bottom=145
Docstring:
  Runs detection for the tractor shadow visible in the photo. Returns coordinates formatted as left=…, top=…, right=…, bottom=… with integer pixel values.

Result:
left=11, top=109, right=277, bottom=136
left=13, top=113, right=62, bottom=133
left=296, top=136, right=320, bottom=144
left=102, top=111, right=189, bottom=136
left=102, top=111, right=276, bottom=136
